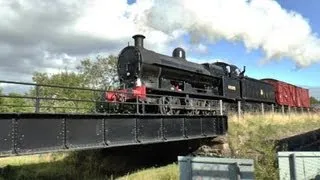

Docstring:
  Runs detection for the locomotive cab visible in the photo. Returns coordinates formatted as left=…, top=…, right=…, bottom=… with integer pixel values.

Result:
left=201, top=63, right=225, bottom=77
left=212, top=62, right=244, bottom=99
left=213, top=62, right=244, bottom=78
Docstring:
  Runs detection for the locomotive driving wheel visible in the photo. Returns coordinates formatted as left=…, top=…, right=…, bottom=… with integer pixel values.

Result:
left=159, top=96, right=181, bottom=115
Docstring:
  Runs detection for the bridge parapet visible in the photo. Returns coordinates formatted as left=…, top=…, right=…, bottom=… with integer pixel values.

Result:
left=0, top=113, right=228, bottom=156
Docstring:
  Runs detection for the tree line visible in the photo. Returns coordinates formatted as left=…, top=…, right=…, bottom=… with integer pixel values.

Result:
left=310, top=96, right=320, bottom=105
left=0, top=55, right=118, bottom=113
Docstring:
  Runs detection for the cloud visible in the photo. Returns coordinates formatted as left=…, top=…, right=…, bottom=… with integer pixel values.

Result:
left=137, top=0, right=320, bottom=67
left=0, top=0, right=320, bottom=87
left=0, top=0, right=186, bottom=83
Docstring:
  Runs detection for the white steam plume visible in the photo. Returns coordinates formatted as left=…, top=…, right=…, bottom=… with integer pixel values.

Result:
left=131, top=0, right=320, bottom=67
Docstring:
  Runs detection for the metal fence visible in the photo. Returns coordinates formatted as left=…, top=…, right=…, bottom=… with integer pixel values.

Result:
left=0, top=80, right=226, bottom=115
left=0, top=80, right=312, bottom=116
left=0, top=80, right=105, bottom=113
left=178, top=156, right=254, bottom=180
left=278, top=152, right=320, bottom=180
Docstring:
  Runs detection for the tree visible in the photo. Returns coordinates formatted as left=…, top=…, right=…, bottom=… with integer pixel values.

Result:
left=0, top=88, right=6, bottom=112
left=5, top=93, right=33, bottom=112
left=28, top=55, right=119, bottom=113
left=0, top=89, right=33, bottom=113
left=310, top=96, right=319, bottom=105
left=76, top=55, right=119, bottom=90
left=30, top=71, right=95, bottom=113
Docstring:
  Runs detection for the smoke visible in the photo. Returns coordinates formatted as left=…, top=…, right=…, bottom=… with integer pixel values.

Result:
left=131, top=0, right=320, bottom=67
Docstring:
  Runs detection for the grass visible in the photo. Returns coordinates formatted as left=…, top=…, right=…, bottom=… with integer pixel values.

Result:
left=117, top=163, right=178, bottom=180
left=230, top=112, right=320, bottom=139
left=0, top=155, right=71, bottom=180
left=0, top=153, right=67, bottom=168
left=227, top=112, right=320, bottom=179
left=0, top=151, right=115, bottom=180
left=0, top=112, right=319, bottom=180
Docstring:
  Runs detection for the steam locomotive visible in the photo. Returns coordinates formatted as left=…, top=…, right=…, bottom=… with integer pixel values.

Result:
left=103, top=34, right=308, bottom=114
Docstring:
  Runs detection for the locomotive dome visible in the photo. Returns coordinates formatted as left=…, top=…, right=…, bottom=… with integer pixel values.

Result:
left=172, top=47, right=186, bottom=59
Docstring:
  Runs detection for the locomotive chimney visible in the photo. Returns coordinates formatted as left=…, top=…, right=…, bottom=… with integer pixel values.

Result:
left=132, top=34, right=145, bottom=48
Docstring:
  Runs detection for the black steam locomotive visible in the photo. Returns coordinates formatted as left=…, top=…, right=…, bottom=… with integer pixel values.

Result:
left=105, top=34, right=275, bottom=114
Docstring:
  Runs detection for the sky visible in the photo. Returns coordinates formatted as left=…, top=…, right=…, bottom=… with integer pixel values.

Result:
left=0, top=0, right=320, bottom=98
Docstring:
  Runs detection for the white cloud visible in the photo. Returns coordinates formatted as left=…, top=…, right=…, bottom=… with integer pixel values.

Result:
left=195, top=44, right=208, bottom=53
left=139, top=0, right=320, bottom=67
left=0, top=0, right=319, bottom=86
left=73, top=0, right=134, bottom=40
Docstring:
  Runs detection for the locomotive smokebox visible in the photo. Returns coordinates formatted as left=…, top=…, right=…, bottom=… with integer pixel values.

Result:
left=172, top=47, right=186, bottom=59
left=132, top=34, right=145, bottom=48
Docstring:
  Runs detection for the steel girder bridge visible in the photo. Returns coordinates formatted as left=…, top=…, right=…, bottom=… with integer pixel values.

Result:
left=0, top=113, right=227, bottom=156
left=0, top=80, right=228, bottom=156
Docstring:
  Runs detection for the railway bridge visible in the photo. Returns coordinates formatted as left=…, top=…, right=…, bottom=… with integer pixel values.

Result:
left=0, top=113, right=227, bottom=157
left=0, top=80, right=228, bottom=156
